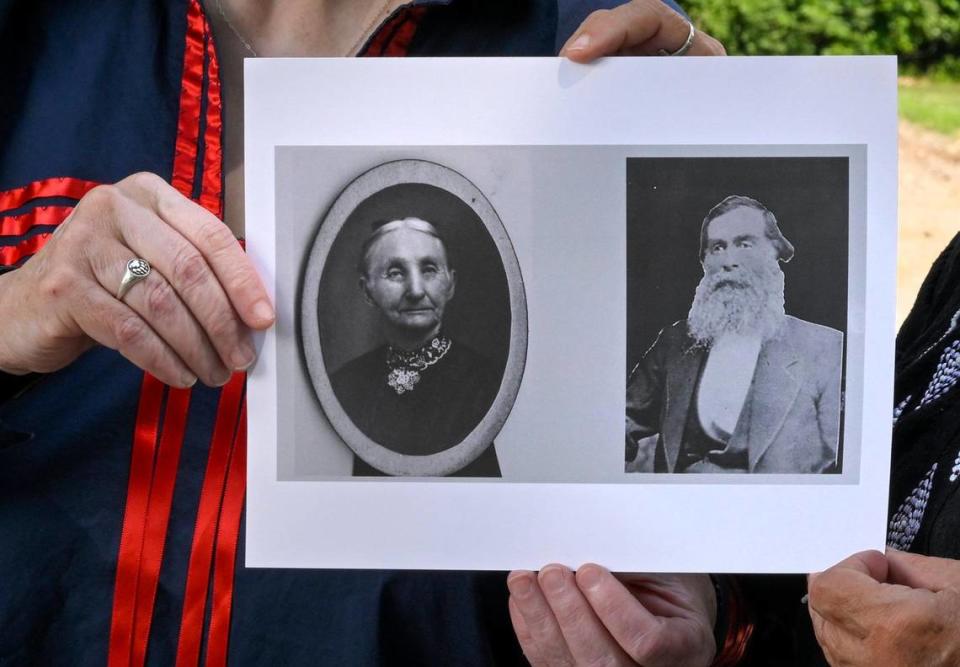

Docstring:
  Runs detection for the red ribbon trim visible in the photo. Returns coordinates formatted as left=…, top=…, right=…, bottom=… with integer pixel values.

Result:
left=0, top=233, right=53, bottom=267
left=204, top=401, right=247, bottom=667
left=107, top=2, right=425, bottom=662
left=171, top=0, right=207, bottom=199
left=0, top=177, right=98, bottom=214
left=362, top=7, right=426, bottom=57
left=0, top=205, right=73, bottom=237
left=175, top=373, right=245, bottom=667
left=107, top=0, right=211, bottom=661
left=199, top=24, right=224, bottom=219
left=382, top=8, right=427, bottom=57
left=0, top=183, right=90, bottom=266
left=711, top=578, right=755, bottom=667
left=108, top=374, right=167, bottom=667
left=129, top=387, right=193, bottom=665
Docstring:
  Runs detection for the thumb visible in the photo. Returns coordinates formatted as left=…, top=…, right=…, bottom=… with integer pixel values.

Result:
left=809, top=550, right=888, bottom=588
left=886, top=548, right=960, bottom=592
left=807, top=551, right=888, bottom=624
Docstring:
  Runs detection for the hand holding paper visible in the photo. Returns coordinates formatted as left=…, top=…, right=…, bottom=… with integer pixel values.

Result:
left=0, top=172, right=273, bottom=387
left=508, top=565, right=716, bottom=666
left=561, top=0, right=726, bottom=60
left=808, top=549, right=960, bottom=666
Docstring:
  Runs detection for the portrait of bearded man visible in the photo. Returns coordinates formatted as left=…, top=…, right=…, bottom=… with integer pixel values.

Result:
left=625, top=195, right=843, bottom=474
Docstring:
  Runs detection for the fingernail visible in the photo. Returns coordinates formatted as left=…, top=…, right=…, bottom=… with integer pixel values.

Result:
left=181, top=373, right=198, bottom=388
left=231, top=344, right=255, bottom=371
left=577, top=565, right=603, bottom=591
left=252, top=300, right=275, bottom=324
left=540, top=567, right=566, bottom=594
left=213, top=368, right=232, bottom=387
left=507, top=572, right=533, bottom=599
left=569, top=34, right=590, bottom=51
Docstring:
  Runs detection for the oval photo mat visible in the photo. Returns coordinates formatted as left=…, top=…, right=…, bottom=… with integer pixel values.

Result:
left=300, top=160, right=529, bottom=476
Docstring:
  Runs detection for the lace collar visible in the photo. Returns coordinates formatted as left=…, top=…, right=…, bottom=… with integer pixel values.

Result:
left=384, top=335, right=452, bottom=394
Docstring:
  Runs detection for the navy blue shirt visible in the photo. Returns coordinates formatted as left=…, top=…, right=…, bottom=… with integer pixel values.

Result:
left=0, top=1, right=686, bottom=664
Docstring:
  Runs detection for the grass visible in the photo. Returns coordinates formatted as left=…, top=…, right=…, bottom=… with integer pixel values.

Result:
left=899, top=78, right=960, bottom=136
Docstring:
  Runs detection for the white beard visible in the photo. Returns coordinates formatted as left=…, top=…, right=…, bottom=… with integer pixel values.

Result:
left=687, top=257, right=786, bottom=345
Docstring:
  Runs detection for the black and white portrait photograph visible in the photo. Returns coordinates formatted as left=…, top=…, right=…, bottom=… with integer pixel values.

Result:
left=625, top=157, right=848, bottom=475
left=247, top=58, right=893, bottom=572
left=300, top=160, right=528, bottom=478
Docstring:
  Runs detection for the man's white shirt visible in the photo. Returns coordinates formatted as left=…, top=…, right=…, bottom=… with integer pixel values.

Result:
left=697, top=333, right=763, bottom=442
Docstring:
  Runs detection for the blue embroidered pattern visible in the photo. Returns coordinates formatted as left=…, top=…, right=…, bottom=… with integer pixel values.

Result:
left=887, top=308, right=960, bottom=548
left=919, top=340, right=960, bottom=408
left=888, top=463, right=937, bottom=551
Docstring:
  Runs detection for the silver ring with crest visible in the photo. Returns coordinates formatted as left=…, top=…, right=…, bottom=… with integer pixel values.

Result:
left=117, top=258, right=152, bottom=301
left=658, top=21, right=695, bottom=56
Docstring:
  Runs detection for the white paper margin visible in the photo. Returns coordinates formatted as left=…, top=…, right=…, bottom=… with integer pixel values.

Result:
left=245, top=56, right=897, bottom=572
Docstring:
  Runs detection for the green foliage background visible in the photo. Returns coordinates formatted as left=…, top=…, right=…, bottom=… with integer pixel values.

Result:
left=682, top=0, right=960, bottom=77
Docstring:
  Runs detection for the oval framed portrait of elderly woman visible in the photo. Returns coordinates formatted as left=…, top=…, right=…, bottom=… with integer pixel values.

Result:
left=300, top=160, right=527, bottom=477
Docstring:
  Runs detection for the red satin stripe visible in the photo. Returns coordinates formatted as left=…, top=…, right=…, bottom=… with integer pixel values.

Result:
left=0, top=205, right=73, bottom=237
left=129, top=387, right=193, bottom=666
left=204, top=401, right=247, bottom=667
left=0, top=177, right=98, bottom=213
left=106, top=2, right=224, bottom=664
left=199, top=22, right=224, bottom=218
left=363, top=8, right=425, bottom=57
left=711, top=579, right=754, bottom=667
left=381, top=8, right=426, bottom=57
left=171, top=0, right=207, bottom=199
left=108, top=374, right=167, bottom=667
left=0, top=232, right=52, bottom=267
left=175, top=373, right=245, bottom=667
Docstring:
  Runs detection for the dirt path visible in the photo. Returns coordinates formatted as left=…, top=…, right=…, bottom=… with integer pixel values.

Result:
left=898, top=121, right=960, bottom=325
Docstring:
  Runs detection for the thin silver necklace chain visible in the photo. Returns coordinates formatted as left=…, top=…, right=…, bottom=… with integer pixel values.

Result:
left=214, top=0, right=396, bottom=58
left=216, top=0, right=258, bottom=56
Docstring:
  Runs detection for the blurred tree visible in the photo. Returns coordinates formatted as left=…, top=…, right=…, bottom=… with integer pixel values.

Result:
left=682, top=0, right=960, bottom=76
